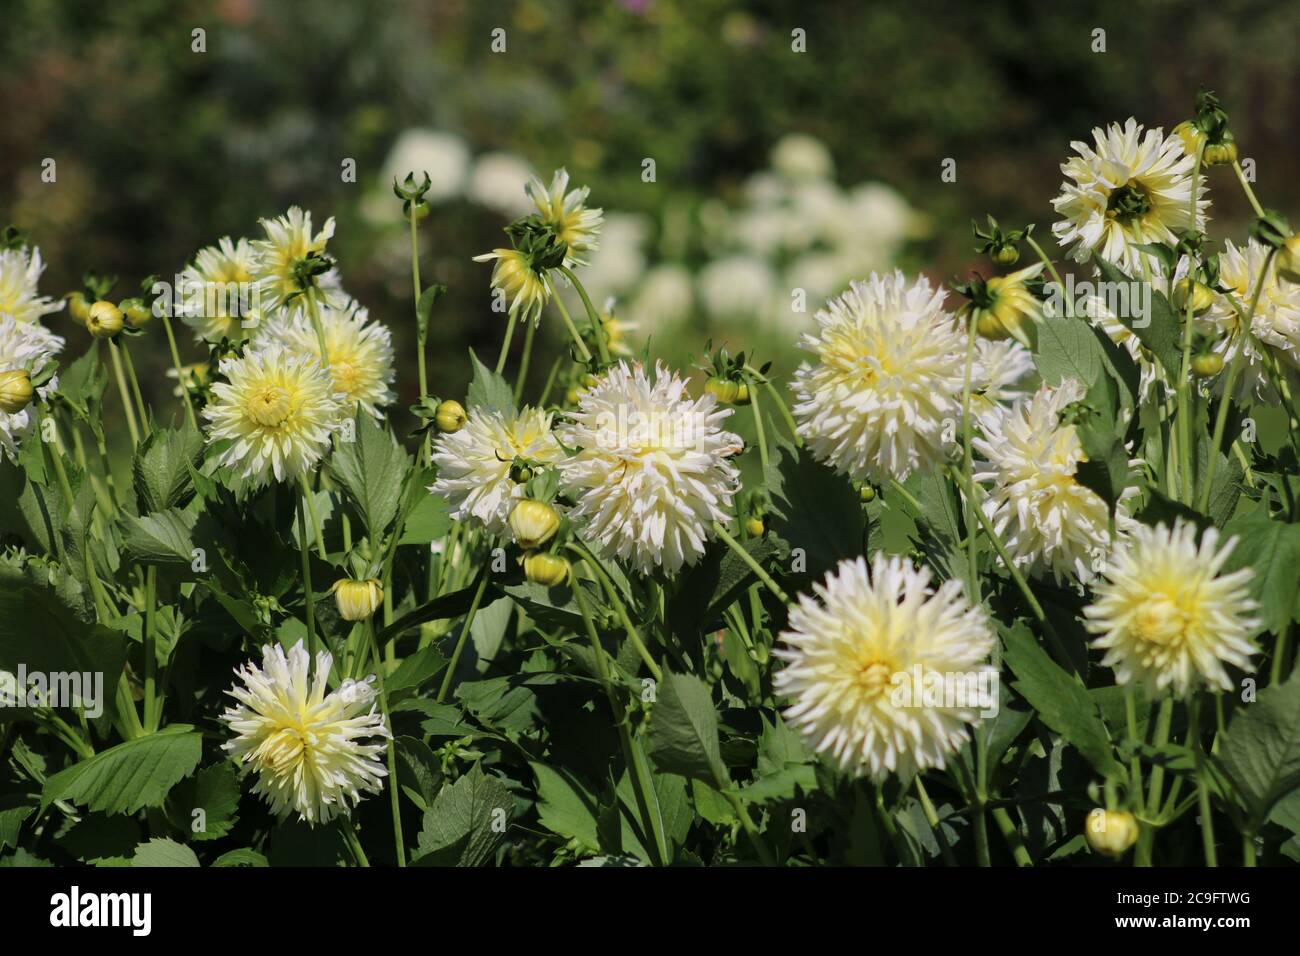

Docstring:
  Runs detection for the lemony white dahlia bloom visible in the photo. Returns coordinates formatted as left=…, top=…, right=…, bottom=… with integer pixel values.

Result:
left=273, top=300, right=396, bottom=418
left=792, top=271, right=968, bottom=483
left=526, top=168, right=604, bottom=268
left=178, top=236, right=260, bottom=344
left=774, top=554, right=996, bottom=780
left=1084, top=520, right=1259, bottom=696
left=221, top=640, right=390, bottom=825
left=972, top=338, right=1035, bottom=409
left=251, top=206, right=341, bottom=317
left=430, top=404, right=562, bottom=535
left=1052, top=118, right=1207, bottom=277
left=473, top=248, right=552, bottom=326
left=0, top=315, right=64, bottom=461
left=556, top=361, right=742, bottom=575
left=1196, top=240, right=1300, bottom=400
left=974, top=378, right=1132, bottom=584
left=0, top=245, right=62, bottom=325
left=203, top=345, right=345, bottom=485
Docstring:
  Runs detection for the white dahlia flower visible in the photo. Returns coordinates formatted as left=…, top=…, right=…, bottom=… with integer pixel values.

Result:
left=972, top=338, right=1035, bottom=409
left=429, top=404, right=562, bottom=535
left=273, top=300, right=396, bottom=418
left=974, top=378, right=1133, bottom=584
left=791, top=271, right=968, bottom=483
left=1197, top=240, right=1300, bottom=400
left=774, top=554, right=996, bottom=780
left=0, top=245, right=63, bottom=325
left=526, top=168, right=604, bottom=268
left=251, top=207, right=342, bottom=318
left=1084, top=520, right=1259, bottom=696
left=203, top=345, right=345, bottom=485
left=556, top=361, right=742, bottom=576
left=221, top=640, right=390, bottom=825
left=1052, top=118, right=1207, bottom=277
left=0, top=315, right=64, bottom=461
left=178, top=236, right=260, bottom=343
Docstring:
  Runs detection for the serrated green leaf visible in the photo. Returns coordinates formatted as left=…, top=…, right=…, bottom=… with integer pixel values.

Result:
left=330, top=410, right=410, bottom=538
left=1221, top=510, right=1300, bottom=635
left=132, top=423, right=202, bottom=514
left=41, top=725, right=203, bottom=815
left=413, top=763, right=512, bottom=866
left=119, top=506, right=198, bottom=564
left=645, top=671, right=729, bottom=787
left=466, top=349, right=516, bottom=416
left=1219, top=673, right=1300, bottom=832
left=168, top=763, right=240, bottom=841
left=133, top=837, right=200, bottom=867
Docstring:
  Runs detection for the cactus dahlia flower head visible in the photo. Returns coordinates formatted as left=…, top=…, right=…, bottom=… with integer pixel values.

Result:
left=774, top=554, right=997, bottom=781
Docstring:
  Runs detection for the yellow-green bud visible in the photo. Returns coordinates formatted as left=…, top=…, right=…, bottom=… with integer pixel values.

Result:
left=1173, top=120, right=1206, bottom=159
left=744, top=516, right=765, bottom=537
left=565, top=387, right=581, bottom=406
left=1203, top=136, right=1237, bottom=167
left=120, top=297, right=152, bottom=329
left=0, top=370, right=34, bottom=414
left=434, top=399, right=467, bottom=433
left=1191, top=352, right=1224, bottom=377
left=404, top=199, right=430, bottom=223
left=1276, top=235, right=1300, bottom=285
left=990, top=244, right=1020, bottom=266
left=66, top=291, right=91, bottom=325
left=331, top=578, right=384, bottom=621
left=859, top=484, right=876, bottom=503
left=705, top=376, right=749, bottom=405
left=86, top=300, right=124, bottom=339
left=1085, top=808, right=1139, bottom=858
left=509, top=499, right=560, bottom=550
left=523, top=552, right=571, bottom=587
left=1172, top=278, right=1216, bottom=316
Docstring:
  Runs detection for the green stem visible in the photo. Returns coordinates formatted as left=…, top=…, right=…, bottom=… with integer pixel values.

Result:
left=1188, top=695, right=1216, bottom=866
left=960, top=310, right=981, bottom=603
left=747, top=374, right=770, bottom=478
left=1232, top=159, right=1265, bottom=218
left=306, top=291, right=332, bottom=371
left=914, top=775, right=958, bottom=866
left=744, top=363, right=799, bottom=444
left=548, top=278, right=593, bottom=364
left=1025, top=235, right=1070, bottom=317
left=107, top=339, right=141, bottom=446
left=513, top=319, right=536, bottom=403
left=341, top=818, right=370, bottom=867
left=300, top=474, right=328, bottom=559
left=572, top=576, right=670, bottom=866
left=436, top=566, right=491, bottom=703
left=558, top=266, right=611, bottom=365
left=366, top=618, right=406, bottom=867
left=572, top=547, right=662, bottom=681
left=143, top=566, right=158, bottom=732
left=712, top=520, right=789, bottom=604
left=1197, top=249, right=1276, bottom=513
left=991, top=807, right=1034, bottom=866
left=297, top=493, right=319, bottom=659
left=1177, top=143, right=1205, bottom=505
left=160, top=314, right=198, bottom=430
left=494, top=313, right=518, bottom=375
left=119, top=341, right=150, bottom=438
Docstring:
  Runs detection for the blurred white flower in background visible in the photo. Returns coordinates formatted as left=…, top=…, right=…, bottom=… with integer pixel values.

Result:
left=467, top=151, right=537, bottom=218
left=770, top=133, right=835, bottom=181
left=698, top=255, right=776, bottom=323
left=382, top=129, right=471, bottom=204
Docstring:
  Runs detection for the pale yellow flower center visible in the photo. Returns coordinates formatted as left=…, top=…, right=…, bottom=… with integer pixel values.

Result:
left=247, top=385, right=292, bottom=427
left=849, top=648, right=897, bottom=699
left=331, top=360, right=359, bottom=398
left=1131, top=591, right=1193, bottom=647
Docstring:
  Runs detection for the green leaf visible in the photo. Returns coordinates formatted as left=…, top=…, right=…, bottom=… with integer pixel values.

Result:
left=416, top=283, right=447, bottom=343
left=119, top=506, right=198, bottom=565
left=413, top=763, right=512, bottom=866
left=645, top=671, right=729, bottom=787
left=1093, top=258, right=1182, bottom=374
left=0, top=806, right=33, bottom=850
left=132, top=422, right=202, bottom=514
left=1034, top=314, right=1105, bottom=390
left=1001, top=622, right=1121, bottom=777
left=132, top=837, right=200, bottom=867
left=1221, top=510, right=1300, bottom=635
left=41, top=725, right=203, bottom=815
left=384, top=645, right=448, bottom=701
left=531, top=762, right=601, bottom=852
left=1073, top=368, right=1130, bottom=513
left=466, top=349, right=516, bottom=416
left=394, top=736, right=443, bottom=811
left=397, top=494, right=452, bottom=545
left=767, top=437, right=865, bottom=577
left=330, top=409, right=410, bottom=538
left=0, top=564, right=127, bottom=709
left=167, top=763, right=240, bottom=842
left=1219, top=673, right=1300, bottom=831
left=212, top=848, right=269, bottom=867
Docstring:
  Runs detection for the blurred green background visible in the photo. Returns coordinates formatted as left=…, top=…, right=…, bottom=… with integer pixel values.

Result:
left=2, top=0, right=1296, bottom=444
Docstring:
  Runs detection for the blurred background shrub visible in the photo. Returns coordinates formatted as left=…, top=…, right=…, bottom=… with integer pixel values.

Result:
left=2, top=0, right=1296, bottom=439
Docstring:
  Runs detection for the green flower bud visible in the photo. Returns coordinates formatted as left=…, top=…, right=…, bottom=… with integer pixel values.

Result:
left=509, top=499, right=560, bottom=550
left=86, top=300, right=124, bottom=339
left=0, top=369, right=34, bottom=414
left=523, top=552, right=571, bottom=587
left=1085, top=808, right=1139, bottom=858
left=434, top=399, right=467, bottom=434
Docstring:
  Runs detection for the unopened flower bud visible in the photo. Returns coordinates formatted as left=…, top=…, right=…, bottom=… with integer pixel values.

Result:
left=0, top=370, right=34, bottom=414
left=705, top=376, right=749, bottom=405
left=86, top=300, right=124, bottom=339
left=509, top=499, right=560, bottom=550
left=1172, top=278, right=1215, bottom=316
left=523, top=552, right=570, bottom=587
left=66, top=291, right=91, bottom=326
left=434, top=399, right=467, bottom=433
left=744, top=516, right=765, bottom=537
left=1276, top=236, right=1300, bottom=285
left=1085, top=808, right=1139, bottom=858
left=859, top=484, right=876, bottom=503
left=1173, top=120, right=1206, bottom=159
left=119, top=297, right=152, bottom=329
left=1191, top=352, right=1224, bottom=377
left=331, top=578, right=384, bottom=621
left=1203, top=133, right=1237, bottom=167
